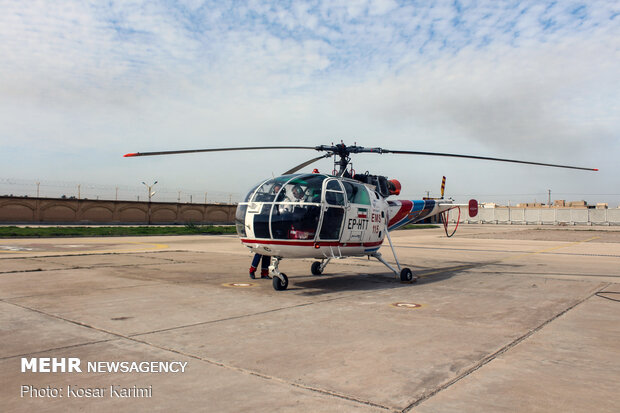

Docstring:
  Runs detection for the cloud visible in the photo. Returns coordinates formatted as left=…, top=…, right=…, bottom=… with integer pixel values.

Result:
left=0, top=0, right=618, bottom=203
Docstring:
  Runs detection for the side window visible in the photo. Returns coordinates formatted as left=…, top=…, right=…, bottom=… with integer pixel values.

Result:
left=324, top=180, right=344, bottom=206
left=342, top=182, right=371, bottom=205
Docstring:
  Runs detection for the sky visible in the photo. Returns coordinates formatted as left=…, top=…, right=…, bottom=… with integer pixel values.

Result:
left=0, top=0, right=618, bottom=204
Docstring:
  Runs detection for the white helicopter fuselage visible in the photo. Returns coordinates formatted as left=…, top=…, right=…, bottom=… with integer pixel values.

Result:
left=236, top=173, right=454, bottom=259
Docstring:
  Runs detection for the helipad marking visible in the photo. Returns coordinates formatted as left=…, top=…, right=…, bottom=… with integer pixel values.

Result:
left=223, top=282, right=256, bottom=288
left=391, top=302, right=423, bottom=309
left=0, top=246, right=35, bottom=252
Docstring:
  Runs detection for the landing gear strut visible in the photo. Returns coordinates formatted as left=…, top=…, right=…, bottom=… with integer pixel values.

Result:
left=269, top=257, right=289, bottom=291
left=370, top=222, right=418, bottom=283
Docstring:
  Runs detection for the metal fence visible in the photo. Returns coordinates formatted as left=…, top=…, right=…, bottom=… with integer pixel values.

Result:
left=0, top=178, right=241, bottom=204
left=451, top=207, right=620, bottom=226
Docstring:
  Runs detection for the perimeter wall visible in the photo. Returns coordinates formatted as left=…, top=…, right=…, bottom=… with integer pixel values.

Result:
left=450, top=206, right=620, bottom=226
left=0, top=196, right=236, bottom=225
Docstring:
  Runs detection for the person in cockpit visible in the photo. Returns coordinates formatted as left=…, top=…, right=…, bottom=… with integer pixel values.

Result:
left=290, top=185, right=305, bottom=201
left=272, top=183, right=285, bottom=201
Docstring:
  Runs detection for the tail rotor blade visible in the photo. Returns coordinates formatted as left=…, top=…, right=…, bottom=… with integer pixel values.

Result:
left=441, top=176, right=446, bottom=198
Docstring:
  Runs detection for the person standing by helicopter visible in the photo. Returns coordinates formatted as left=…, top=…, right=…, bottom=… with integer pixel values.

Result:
left=249, top=253, right=270, bottom=279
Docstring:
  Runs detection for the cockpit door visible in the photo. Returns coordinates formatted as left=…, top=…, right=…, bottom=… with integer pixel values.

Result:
left=317, top=179, right=345, bottom=240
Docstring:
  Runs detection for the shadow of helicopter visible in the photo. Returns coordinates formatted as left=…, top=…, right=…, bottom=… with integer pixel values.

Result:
left=289, top=260, right=519, bottom=296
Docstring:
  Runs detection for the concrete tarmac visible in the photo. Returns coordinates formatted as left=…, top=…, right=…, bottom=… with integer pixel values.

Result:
left=1, top=225, right=619, bottom=412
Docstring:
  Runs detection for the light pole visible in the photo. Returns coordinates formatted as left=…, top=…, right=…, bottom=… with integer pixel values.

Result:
left=142, top=181, right=158, bottom=202
left=142, top=181, right=158, bottom=224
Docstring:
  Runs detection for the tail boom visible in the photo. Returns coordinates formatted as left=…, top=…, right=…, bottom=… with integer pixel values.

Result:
left=387, top=199, right=454, bottom=231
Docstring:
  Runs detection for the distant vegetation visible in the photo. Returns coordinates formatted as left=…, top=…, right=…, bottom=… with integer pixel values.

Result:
left=0, top=223, right=437, bottom=238
left=0, top=224, right=237, bottom=238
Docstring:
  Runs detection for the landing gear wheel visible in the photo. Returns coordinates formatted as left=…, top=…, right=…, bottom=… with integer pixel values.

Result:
left=311, top=261, right=323, bottom=275
left=272, top=273, right=289, bottom=291
left=400, top=268, right=414, bottom=283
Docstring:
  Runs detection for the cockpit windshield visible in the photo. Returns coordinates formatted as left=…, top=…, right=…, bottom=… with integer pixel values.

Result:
left=246, top=174, right=327, bottom=204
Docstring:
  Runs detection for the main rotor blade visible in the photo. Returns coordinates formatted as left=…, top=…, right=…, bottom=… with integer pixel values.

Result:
left=382, top=149, right=598, bottom=171
left=282, top=154, right=332, bottom=175
left=124, top=146, right=316, bottom=157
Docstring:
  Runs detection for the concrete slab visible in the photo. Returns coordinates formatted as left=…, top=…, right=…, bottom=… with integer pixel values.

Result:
left=1, top=339, right=381, bottom=413
left=0, top=267, right=157, bottom=300
left=1, top=225, right=618, bottom=412
left=134, top=275, right=603, bottom=410
left=0, top=301, right=113, bottom=359
left=414, top=288, right=620, bottom=413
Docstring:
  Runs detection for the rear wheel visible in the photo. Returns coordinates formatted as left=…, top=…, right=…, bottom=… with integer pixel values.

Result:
left=311, top=261, right=323, bottom=275
left=400, top=268, right=414, bottom=283
left=272, top=273, right=289, bottom=291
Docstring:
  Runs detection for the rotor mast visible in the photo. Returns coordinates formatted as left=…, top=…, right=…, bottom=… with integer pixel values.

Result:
left=315, top=142, right=385, bottom=176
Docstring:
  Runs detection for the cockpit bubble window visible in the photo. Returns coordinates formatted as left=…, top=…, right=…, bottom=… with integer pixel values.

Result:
left=246, top=174, right=327, bottom=204
left=249, top=177, right=290, bottom=202
left=342, top=181, right=371, bottom=205
left=241, top=174, right=329, bottom=240
left=243, top=181, right=266, bottom=202
left=235, top=204, right=247, bottom=237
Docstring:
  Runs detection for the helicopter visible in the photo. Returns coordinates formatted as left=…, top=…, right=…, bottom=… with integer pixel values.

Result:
left=124, top=142, right=597, bottom=291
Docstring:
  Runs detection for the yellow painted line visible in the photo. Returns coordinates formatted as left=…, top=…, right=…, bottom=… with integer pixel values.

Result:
left=499, top=236, right=601, bottom=262
left=416, top=236, right=600, bottom=279
left=418, top=264, right=473, bottom=278
left=0, top=241, right=169, bottom=255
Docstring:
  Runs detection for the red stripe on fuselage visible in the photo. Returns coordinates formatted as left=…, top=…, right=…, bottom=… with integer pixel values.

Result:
left=240, top=239, right=384, bottom=248
left=388, top=200, right=413, bottom=226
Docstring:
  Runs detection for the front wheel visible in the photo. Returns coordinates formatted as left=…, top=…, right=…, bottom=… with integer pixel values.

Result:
left=311, top=261, right=323, bottom=275
left=272, top=273, right=289, bottom=291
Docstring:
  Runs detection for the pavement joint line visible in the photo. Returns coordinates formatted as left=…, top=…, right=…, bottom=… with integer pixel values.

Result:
left=498, top=236, right=601, bottom=262
left=1, top=299, right=139, bottom=342
left=1, top=297, right=394, bottom=411
left=4, top=281, right=164, bottom=300
left=0, top=338, right=120, bottom=361
left=126, top=335, right=395, bottom=411
left=474, top=270, right=620, bottom=280
left=130, top=288, right=386, bottom=338
left=397, top=244, right=620, bottom=258
left=404, top=237, right=609, bottom=281
left=377, top=236, right=608, bottom=281
left=0, top=262, right=185, bottom=276
left=130, top=302, right=315, bottom=337
left=0, top=249, right=188, bottom=260
left=401, top=282, right=611, bottom=412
